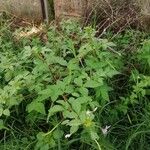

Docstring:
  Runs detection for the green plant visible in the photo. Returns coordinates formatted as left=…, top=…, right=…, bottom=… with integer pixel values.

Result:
left=0, top=19, right=150, bottom=150
left=0, top=20, right=122, bottom=149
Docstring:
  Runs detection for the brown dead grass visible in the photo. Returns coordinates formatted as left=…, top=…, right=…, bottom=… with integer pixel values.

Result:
left=85, top=0, right=142, bottom=33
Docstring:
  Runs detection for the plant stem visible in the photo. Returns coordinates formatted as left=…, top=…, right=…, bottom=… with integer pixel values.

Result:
left=94, top=139, right=102, bottom=150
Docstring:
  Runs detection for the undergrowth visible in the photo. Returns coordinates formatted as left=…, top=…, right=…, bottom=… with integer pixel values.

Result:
left=0, top=18, right=150, bottom=150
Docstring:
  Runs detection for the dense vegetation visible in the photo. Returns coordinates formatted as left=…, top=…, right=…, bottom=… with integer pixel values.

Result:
left=0, top=18, right=150, bottom=150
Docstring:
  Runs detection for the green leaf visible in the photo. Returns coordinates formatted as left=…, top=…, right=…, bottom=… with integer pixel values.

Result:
left=3, top=109, right=10, bottom=116
left=53, top=129, right=63, bottom=139
left=84, top=80, right=102, bottom=88
left=78, top=44, right=92, bottom=58
left=63, top=111, right=78, bottom=119
left=72, top=92, right=80, bottom=97
left=70, top=125, right=79, bottom=135
left=79, top=111, right=87, bottom=122
left=90, top=130, right=99, bottom=140
left=0, top=108, right=3, bottom=117
left=39, top=85, right=64, bottom=102
left=105, top=69, right=119, bottom=77
left=56, top=100, right=70, bottom=109
left=39, top=87, right=53, bottom=99
left=69, top=98, right=81, bottom=113
left=5, top=71, right=12, bottom=81
left=68, top=59, right=79, bottom=71
left=76, top=96, right=92, bottom=104
left=27, top=101, right=45, bottom=114
left=36, top=132, right=45, bottom=141
left=146, top=89, right=150, bottom=95
left=41, top=144, right=49, bottom=150
left=8, top=98, right=19, bottom=107
left=22, top=46, right=32, bottom=59
left=100, top=85, right=110, bottom=101
left=0, top=119, right=7, bottom=130
left=85, top=57, right=100, bottom=69
left=47, top=55, right=67, bottom=66
left=33, top=59, right=49, bottom=74
left=68, top=119, right=81, bottom=126
left=78, top=87, right=89, bottom=96
left=61, top=120, right=70, bottom=125
left=54, top=56, right=68, bottom=66
left=74, top=77, right=83, bottom=87
left=48, top=105, right=64, bottom=118
left=63, top=76, right=72, bottom=85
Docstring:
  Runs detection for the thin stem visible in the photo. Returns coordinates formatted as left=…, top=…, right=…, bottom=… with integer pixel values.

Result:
left=94, top=139, right=102, bottom=150
left=44, top=121, right=62, bottom=137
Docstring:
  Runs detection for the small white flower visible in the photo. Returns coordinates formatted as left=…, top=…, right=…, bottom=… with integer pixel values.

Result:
left=65, top=134, right=71, bottom=138
left=93, top=107, right=98, bottom=112
left=101, top=125, right=111, bottom=136
left=86, top=107, right=98, bottom=116
left=86, top=110, right=92, bottom=115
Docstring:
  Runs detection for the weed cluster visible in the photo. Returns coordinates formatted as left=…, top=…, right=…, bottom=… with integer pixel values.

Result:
left=0, top=20, right=150, bottom=150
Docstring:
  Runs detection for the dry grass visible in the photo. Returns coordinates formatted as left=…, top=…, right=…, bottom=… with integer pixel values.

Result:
left=138, top=0, right=150, bottom=15
left=14, top=25, right=44, bottom=40
left=85, top=0, right=150, bottom=33
left=136, top=0, right=150, bottom=30
left=86, top=1, right=138, bottom=31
